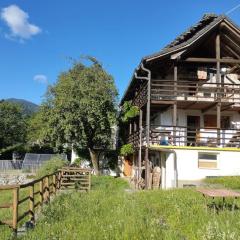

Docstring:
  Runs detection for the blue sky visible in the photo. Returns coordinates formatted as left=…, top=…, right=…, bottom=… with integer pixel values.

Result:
left=0, top=0, right=240, bottom=104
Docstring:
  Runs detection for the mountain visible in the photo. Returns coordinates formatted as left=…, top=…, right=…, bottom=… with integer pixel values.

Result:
left=5, top=98, right=39, bottom=116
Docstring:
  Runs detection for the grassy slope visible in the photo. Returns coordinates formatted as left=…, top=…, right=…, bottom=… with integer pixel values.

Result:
left=12, top=176, right=240, bottom=240
left=204, top=176, right=240, bottom=190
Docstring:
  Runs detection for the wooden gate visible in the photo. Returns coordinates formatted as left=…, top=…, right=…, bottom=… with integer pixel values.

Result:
left=60, top=167, right=91, bottom=191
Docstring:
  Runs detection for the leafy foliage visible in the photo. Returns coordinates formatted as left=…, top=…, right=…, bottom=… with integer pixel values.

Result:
left=0, top=101, right=27, bottom=149
left=120, top=143, right=134, bottom=156
left=28, top=57, right=118, bottom=174
left=27, top=104, right=53, bottom=146
left=121, top=101, right=139, bottom=122
left=36, top=157, right=67, bottom=178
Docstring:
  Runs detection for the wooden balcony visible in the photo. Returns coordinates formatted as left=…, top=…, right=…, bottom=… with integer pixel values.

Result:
left=128, top=125, right=240, bottom=148
left=151, top=80, right=240, bottom=105
left=151, top=125, right=240, bottom=148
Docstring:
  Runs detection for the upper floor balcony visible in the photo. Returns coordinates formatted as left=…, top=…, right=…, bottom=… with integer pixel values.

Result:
left=151, top=79, right=240, bottom=104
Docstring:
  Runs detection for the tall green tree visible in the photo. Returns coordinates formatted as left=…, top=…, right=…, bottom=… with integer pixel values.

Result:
left=0, top=101, right=27, bottom=149
left=32, top=57, right=118, bottom=174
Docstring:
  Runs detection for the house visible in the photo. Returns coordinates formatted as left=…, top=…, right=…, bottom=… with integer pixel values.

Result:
left=120, top=14, right=240, bottom=189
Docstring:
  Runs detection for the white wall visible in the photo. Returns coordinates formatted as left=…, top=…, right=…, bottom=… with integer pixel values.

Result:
left=162, top=149, right=240, bottom=188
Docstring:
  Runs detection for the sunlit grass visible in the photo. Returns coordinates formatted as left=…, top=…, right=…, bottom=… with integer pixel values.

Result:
left=204, top=176, right=240, bottom=190
left=17, top=176, right=240, bottom=240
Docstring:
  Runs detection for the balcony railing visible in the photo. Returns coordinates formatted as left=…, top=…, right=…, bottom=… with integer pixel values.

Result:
left=150, top=125, right=240, bottom=148
left=128, top=125, right=240, bottom=148
left=151, top=80, right=240, bottom=103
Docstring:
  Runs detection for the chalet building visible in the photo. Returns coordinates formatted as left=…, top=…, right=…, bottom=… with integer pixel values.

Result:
left=120, top=14, right=240, bottom=189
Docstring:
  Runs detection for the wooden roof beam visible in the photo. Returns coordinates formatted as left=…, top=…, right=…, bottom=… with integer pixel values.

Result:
left=202, top=102, right=218, bottom=113
left=222, top=44, right=240, bottom=59
left=183, top=101, right=197, bottom=110
left=221, top=103, right=235, bottom=112
left=184, top=57, right=240, bottom=64
left=221, top=33, right=240, bottom=56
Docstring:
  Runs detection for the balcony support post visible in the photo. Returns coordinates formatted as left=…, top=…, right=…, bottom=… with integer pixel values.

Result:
left=173, top=64, right=178, bottom=145
left=142, top=65, right=151, bottom=190
left=216, top=32, right=221, bottom=146
left=135, top=63, right=151, bottom=189
left=138, top=108, right=143, bottom=188
left=129, top=122, right=132, bottom=135
left=217, top=102, right=221, bottom=145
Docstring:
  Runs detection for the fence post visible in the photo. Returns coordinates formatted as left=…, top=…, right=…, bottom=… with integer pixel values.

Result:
left=88, top=172, right=91, bottom=192
left=53, top=174, right=56, bottom=194
left=46, top=176, right=50, bottom=202
left=58, top=171, right=61, bottom=189
left=12, top=187, right=19, bottom=234
left=29, top=184, right=34, bottom=223
left=39, top=179, right=43, bottom=207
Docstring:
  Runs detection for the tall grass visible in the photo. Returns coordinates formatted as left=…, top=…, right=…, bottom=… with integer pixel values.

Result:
left=204, top=176, right=240, bottom=189
left=0, top=157, right=67, bottom=239
left=19, top=176, right=240, bottom=240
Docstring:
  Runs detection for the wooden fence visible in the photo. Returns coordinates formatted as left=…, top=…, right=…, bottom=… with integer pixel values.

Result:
left=0, top=167, right=91, bottom=234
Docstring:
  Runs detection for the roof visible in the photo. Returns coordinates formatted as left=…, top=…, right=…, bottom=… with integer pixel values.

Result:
left=143, top=13, right=224, bottom=61
left=120, top=13, right=240, bottom=105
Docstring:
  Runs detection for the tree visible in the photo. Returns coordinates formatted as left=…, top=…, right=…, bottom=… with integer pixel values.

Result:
left=0, top=101, right=27, bottom=149
left=34, top=57, right=118, bottom=174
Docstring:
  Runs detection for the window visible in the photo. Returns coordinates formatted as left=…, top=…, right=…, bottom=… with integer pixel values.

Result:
left=198, top=152, right=218, bottom=169
left=204, top=115, right=230, bottom=129
left=204, top=115, right=217, bottom=128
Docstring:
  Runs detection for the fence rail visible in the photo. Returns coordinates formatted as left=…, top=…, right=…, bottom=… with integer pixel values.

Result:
left=0, top=167, right=91, bottom=234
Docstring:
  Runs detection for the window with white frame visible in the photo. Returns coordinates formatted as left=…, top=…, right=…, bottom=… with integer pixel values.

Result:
left=198, top=152, right=218, bottom=169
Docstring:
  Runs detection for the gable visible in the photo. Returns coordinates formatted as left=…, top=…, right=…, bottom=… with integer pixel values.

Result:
left=144, top=14, right=240, bottom=63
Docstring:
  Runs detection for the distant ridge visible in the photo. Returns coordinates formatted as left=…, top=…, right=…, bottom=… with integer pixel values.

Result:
left=5, top=98, right=39, bottom=115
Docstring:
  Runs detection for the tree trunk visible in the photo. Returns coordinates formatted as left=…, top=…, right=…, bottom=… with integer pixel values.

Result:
left=89, top=148, right=99, bottom=175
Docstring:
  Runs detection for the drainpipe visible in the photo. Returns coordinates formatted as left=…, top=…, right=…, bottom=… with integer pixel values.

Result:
left=135, top=62, right=151, bottom=189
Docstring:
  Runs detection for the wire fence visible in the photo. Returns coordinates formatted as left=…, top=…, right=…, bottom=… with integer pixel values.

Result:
left=0, top=154, right=67, bottom=172
left=0, top=160, right=22, bottom=172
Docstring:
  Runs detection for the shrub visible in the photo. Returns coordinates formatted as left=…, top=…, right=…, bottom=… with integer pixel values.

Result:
left=121, top=101, right=139, bottom=122
left=36, top=157, right=67, bottom=178
left=120, top=143, right=134, bottom=156
left=73, top=157, right=82, bottom=166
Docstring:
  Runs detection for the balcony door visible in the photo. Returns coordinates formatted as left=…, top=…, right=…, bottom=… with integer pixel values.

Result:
left=187, top=116, right=200, bottom=146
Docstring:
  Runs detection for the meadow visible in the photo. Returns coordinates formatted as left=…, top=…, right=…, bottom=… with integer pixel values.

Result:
left=5, top=176, right=239, bottom=240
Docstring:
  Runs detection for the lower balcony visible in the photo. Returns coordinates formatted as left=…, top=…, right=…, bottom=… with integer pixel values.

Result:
left=128, top=125, right=240, bottom=148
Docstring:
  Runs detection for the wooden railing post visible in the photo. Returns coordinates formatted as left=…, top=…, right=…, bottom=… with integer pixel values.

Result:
left=46, top=176, right=49, bottom=202
left=53, top=174, right=56, bottom=195
left=88, top=172, right=91, bottom=192
left=12, top=187, right=19, bottom=234
left=58, top=171, right=61, bottom=190
left=39, top=179, right=43, bottom=207
left=29, top=184, right=34, bottom=223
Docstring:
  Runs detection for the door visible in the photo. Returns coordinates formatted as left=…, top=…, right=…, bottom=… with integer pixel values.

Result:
left=123, top=158, right=133, bottom=176
left=187, top=116, right=200, bottom=146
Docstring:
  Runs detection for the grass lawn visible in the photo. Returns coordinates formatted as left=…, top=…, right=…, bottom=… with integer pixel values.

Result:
left=204, top=176, right=240, bottom=190
left=0, top=176, right=233, bottom=240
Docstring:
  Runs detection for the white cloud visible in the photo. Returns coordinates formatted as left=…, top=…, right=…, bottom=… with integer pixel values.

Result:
left=33, top=74, right=48, bottom=84
left=1, top=5, right=41, bottom=41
